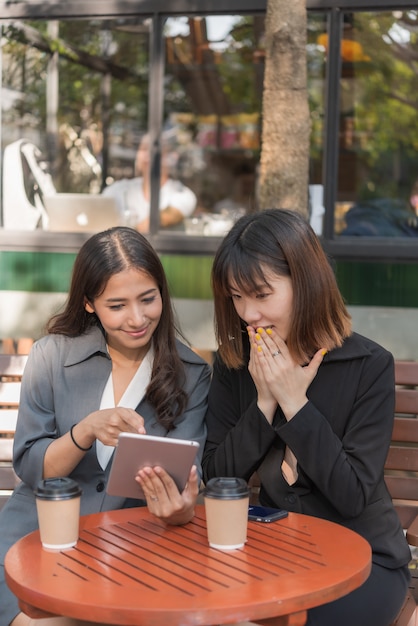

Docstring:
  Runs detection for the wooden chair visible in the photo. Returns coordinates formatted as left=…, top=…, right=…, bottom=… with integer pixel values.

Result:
left=1, top=337, right=34, bottom=355
left=192, top=347, right=215, bottom=365
left=387, top=360, right=418, bottom=626
left=0, top=354, right=27, bottom=510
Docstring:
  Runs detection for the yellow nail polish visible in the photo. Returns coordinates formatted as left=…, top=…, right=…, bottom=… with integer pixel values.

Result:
left=255, top=333, right=261, bottom=341
left=321, top=349, right=327, bottom=356
left=257, top=345, right=262, bottom=352
left=256, top=327, right=264, bottom=334
left=266, top=328, right=272, bottom=335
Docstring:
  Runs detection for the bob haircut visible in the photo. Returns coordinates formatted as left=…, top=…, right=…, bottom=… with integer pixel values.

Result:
left=211, top=209, right=352, bottom=369
left=47, top=226, right=186, bottom=429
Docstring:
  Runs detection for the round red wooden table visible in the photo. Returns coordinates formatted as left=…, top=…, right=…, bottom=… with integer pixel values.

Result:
left=5, top=505, right=371, bottom=626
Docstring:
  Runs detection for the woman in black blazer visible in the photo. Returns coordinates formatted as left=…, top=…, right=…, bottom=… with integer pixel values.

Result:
left=202, top=208, right=411, bottom=626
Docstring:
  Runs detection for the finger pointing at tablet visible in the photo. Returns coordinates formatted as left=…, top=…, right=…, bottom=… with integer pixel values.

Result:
left=82, top=407, right=146, bottom=448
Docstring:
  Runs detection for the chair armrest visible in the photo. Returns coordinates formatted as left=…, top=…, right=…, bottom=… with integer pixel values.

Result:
left=406, top=515, right=418, bottom=546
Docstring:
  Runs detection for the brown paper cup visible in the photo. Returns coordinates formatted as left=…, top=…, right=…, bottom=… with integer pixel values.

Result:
left=204, top=477, right=250, bottom=550
left=35, top=477, right=82, bottom=551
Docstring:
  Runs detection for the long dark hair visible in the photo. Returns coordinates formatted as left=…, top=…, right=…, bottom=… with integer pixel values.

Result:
left=47, top=227, right=187, bottom=429
left=212, top=209, right=352, bottom=368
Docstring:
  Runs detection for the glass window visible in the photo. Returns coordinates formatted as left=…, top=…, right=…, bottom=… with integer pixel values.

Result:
left=0, top=10, right=327, bottom=240
left=162, top=13, right=327, bottom=238
left=162, top=15, right=262, bottom=237
left=1, top=18, right=151, bottom=232
left=323, top=11, right=418, bottom=238
left=307, top=13, right=327, bottom=236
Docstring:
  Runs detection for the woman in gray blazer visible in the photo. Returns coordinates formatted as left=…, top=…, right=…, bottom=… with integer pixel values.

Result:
left=1, top=227, right=211, bottom=626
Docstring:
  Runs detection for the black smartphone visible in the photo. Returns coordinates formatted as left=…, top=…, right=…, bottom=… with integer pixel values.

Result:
left=248, top=505, right=288, bottom=523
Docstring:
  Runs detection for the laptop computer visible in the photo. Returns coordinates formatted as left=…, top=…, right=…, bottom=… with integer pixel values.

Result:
left=43, top=194, right=121, bottom=232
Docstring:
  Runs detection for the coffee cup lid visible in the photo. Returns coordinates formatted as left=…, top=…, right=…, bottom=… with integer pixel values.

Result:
left=203, top=477, right=250, bottom=500
left=34, top=477, right=82, bottom=500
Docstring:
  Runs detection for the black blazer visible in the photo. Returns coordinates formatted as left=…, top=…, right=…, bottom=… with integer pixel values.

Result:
left=202, top=332, right=411, bottom=569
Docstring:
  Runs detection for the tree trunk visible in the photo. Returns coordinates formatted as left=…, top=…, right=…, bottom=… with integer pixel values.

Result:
left=259, top=0, right=310, bottom=217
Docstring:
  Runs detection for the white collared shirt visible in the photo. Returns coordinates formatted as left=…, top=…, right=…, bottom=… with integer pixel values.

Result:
left=96, top=346, right=154, bottom=470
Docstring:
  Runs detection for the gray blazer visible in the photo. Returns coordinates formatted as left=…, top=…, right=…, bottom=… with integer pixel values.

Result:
left=0, top=326, right=211, bottom=625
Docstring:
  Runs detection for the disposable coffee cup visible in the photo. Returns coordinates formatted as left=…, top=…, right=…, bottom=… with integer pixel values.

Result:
left=203, top=477, right=250, bottom=550
left=34, top=477, right=82, bottom=551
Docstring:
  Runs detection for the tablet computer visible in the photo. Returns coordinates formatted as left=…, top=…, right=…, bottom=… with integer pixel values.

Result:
left=106, top=433, right=200, bottom=500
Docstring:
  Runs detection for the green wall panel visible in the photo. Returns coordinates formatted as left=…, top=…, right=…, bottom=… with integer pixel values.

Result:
left=0, top=251, right=214, bottom=299
left=2, top=251, right=418, bottom=306
left=336, top=261, right=418, bottom=307
left=160, top=255, right=213, bottom=299
left=0, top=251, right=76, bottom=292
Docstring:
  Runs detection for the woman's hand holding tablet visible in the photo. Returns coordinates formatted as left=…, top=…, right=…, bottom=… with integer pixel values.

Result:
left=106, top=433, right=200, bottom=500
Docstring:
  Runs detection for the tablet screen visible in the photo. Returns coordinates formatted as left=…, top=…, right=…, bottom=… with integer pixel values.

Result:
left=106, top=432, right=200, bottom=500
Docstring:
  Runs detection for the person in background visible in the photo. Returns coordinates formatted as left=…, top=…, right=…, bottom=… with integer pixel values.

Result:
left=0, top=226, right=210, bottom=626
left=202, top=208, right=411, bottom=626
left=409, top=180, right=418, bottom=216
left=103, top=133, right=197, bottom=232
